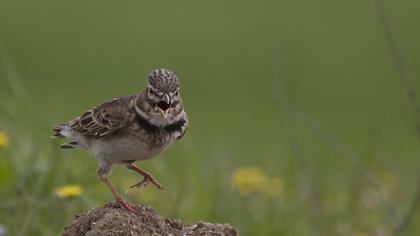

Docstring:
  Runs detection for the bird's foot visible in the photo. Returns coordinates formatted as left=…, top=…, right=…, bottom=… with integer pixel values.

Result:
left=128, top=174, right=165, bottom=191
left=116, top=198, right=139, bottom=214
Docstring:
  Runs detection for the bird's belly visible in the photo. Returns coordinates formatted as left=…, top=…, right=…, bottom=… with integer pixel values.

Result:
left=91, top=136, right=173, bottom=165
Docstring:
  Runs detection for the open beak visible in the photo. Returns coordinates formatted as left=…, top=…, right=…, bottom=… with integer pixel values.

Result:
left=155, top=94, right=171, bottom=118
left=156, top=106, right=170, bottom=118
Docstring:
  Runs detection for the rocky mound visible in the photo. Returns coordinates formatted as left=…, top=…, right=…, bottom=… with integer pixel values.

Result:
left=62, top=203, right=238, bottom=236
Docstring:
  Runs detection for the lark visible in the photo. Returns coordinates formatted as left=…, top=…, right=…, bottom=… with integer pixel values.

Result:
left=51, top=69, right=188, bottom=213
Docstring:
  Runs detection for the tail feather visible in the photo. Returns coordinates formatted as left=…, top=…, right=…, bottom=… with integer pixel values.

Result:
left=60, top=141, right=78, bottom=149
left=50, top=124, right=71, bottom=138
left=51, top=124, right=81, bottom=149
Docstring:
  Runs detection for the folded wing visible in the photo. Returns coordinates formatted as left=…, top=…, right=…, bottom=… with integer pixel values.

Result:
left=68, top=96, right=133, bottom=137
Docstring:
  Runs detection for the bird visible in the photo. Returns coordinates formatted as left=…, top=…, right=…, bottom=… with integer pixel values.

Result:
left=51, top=69, right=188, bottom=213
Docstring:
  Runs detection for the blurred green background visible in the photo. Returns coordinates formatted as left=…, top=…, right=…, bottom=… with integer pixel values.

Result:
left=1, top=0, right=420, bottom=235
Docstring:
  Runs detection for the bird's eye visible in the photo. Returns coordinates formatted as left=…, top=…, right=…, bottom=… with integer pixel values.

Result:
left=148, top=88, right=154, bottom=95
left=175, top=91, right=179, bottom=96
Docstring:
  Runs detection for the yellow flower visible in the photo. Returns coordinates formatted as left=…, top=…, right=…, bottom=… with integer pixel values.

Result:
left=54, top=185, right=83, bottom=199
left=0, top=132, right=10, bottom=148
left=231, top=167, right=281, bottom=197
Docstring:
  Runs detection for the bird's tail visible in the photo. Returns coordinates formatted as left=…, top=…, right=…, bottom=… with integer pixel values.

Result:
left=60, top=141, right=79, bottom=149
left=50, top=124, right=71, bottom=138
left=51, top=124, right=80, bottom=149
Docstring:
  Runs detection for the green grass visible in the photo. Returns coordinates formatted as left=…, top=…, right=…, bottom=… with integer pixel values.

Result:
left=1, top=0, right=420, bottom=235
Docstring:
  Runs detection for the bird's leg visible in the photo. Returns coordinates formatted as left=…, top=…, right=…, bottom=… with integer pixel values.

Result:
left=126, top=164, right=164, bottom=190
left=98, top=173, right=139, bottom=214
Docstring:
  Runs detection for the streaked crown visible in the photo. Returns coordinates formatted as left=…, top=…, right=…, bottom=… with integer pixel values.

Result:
left=148, top=69, right=179, bottom=93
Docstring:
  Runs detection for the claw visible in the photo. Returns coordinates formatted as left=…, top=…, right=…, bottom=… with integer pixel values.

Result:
left=126, top=179, right=147, bottom=192
left=116, top=198, right=139, bottom=215
left=125, top=165, right=165, bottom=192
left=126, top=175, right=165, bottom=192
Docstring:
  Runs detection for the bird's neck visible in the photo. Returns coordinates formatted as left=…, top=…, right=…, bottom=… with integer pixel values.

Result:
left=133, top=94, right=184, bottom=128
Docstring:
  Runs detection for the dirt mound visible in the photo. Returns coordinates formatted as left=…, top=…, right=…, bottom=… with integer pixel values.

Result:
left=62, top=203, right=238, bottom=236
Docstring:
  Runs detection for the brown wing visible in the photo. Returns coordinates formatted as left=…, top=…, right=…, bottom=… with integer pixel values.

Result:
left=68, top=95, right=135, bottom=137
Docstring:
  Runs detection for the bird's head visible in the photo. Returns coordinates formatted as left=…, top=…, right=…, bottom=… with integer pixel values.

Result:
left=145, top=69, right=183, bottom=119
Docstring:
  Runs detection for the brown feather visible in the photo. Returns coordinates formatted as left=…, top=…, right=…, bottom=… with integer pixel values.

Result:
left=68, top=95, right=136, bottom=137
